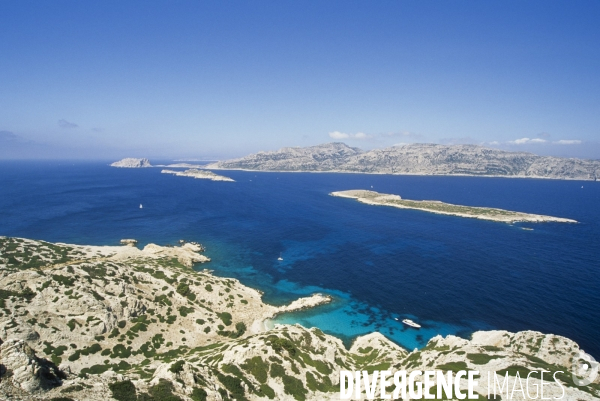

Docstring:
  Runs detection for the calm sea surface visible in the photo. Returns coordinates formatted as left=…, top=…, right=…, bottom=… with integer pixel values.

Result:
left=1, top=161, right=599, bottom=357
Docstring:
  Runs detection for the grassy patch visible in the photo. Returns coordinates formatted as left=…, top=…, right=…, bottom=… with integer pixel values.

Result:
left=467, top=353, right=505, bottom=365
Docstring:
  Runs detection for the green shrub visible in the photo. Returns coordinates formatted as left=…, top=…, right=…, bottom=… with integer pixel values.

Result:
left=169, top=360, right=185, bottom=374
left=179, top=306, right=194, bottom=317
left=111, top=344, right=132, bottom=359
left=148, top=379, right=182, bottom=401
left=436, top=361, right=469, bottom=373
left=67, top=319, right=80, bottom=331
left=191, top=387, right=208, bottom=401
left=52, top=274, right=75, bottom=287
left=267, top=336, right=296, bottom=356
left=281, top=374, right=307, bottom=401
left=109, top=380, right=137, bottom=401
left=259, top=384, right=276, bottom=399
left=216, top=312, right=232, bottom=326
left=467, top=353, right=504, bottom=365
left=217, top=373, right=245, bottom=399
left=176, top=283, right=190, bottom=296
left=241, top=356, right=269, bottom=383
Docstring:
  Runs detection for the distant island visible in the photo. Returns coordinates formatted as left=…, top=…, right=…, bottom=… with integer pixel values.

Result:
left=161, top=168, right=235, bottom=182
left=206, top=142, right=600, bottom=181
left=110, top=158, right=152, bottom=168
left=331, top=189, right=578, bottom=223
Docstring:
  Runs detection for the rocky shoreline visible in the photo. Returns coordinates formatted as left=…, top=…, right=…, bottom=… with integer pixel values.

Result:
left=0, top=236, right=598, bottom=400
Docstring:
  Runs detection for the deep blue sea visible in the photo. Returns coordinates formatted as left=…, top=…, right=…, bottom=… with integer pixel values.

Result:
left=1, top=161, right=599, bottom=358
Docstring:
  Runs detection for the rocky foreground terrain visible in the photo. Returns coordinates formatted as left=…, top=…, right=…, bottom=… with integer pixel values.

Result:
left=206, top=143, right=600, bottom=181
left=0, top=237, right=598, bottom=400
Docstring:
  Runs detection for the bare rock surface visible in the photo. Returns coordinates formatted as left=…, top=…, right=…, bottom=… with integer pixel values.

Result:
left=110, top=158, right=152, bottom=168
left=0, top=339, right=64, bottom=393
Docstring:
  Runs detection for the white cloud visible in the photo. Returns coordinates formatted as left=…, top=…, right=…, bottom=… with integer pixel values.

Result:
left=554, top=139, right=582, bottom=145
left=509, top=137, right=547, bottom=145
left=328, top=131, right=349, bottom=139
left=328, top=131, right=372, bottom=140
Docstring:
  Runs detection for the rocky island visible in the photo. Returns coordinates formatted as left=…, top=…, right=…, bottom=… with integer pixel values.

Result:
left=331, top=190, right=578, bottom=224
left=110, top=158, right=153, bottom=168
left=206, top=142, right=600, bottom=181
left=0, top=237, right=598, bottom=400
left=161, top=169, right=235, bottom=182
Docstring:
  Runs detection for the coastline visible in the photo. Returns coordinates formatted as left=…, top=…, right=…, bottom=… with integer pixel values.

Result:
left=203, top=165, right=600, bottom=181
left=1, top=236, right=599, bottom=400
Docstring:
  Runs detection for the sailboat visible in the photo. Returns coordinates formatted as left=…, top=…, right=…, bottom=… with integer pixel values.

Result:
left=277, top=253, right=283, bottom=261
left=139, top=204, right=143, bottom=209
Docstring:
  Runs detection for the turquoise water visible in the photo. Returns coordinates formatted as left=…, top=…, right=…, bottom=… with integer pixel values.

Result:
left=0, top=161, right=598, bottom=356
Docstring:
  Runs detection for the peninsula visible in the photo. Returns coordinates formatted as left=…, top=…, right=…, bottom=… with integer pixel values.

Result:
left=331, top=190, right=578, bottom=223
left=161, top=168, right=235, bottom=182
left=0, top=237, right=597, bottom=400
left=110, top=158, right=152, bottom=168
left=206, top=142, right=600, bottom=181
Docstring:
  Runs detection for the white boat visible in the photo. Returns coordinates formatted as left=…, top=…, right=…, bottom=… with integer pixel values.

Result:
left=277, top=253, right=283, bottom=261
left=402, top=319, right=421, bottom=328
left=394, top=317, right=398, bottom=321
left=139, top=204, right=143, bottom=209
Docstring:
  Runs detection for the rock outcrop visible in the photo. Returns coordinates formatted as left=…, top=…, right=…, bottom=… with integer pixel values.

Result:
left=0, top=339, right=64, bottom=393
left=110, top=158, right=152, bottom=168
left=161, top=168, right=235, bottom=182
left=207, top=142, right=600, bottom=181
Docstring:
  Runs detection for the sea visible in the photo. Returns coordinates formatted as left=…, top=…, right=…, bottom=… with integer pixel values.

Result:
left=1, top=160, right=599, bottom=358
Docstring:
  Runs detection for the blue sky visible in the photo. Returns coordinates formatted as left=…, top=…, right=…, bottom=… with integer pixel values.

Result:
left=1, top=1, right=599, bottom=159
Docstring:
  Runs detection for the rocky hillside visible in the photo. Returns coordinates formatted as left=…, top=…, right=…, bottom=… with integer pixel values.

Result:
left=0, top=237, right=598, bottom=400
left=206, top=143, right=363, bottom=172
left=207, top=143, right=600, bottom=181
